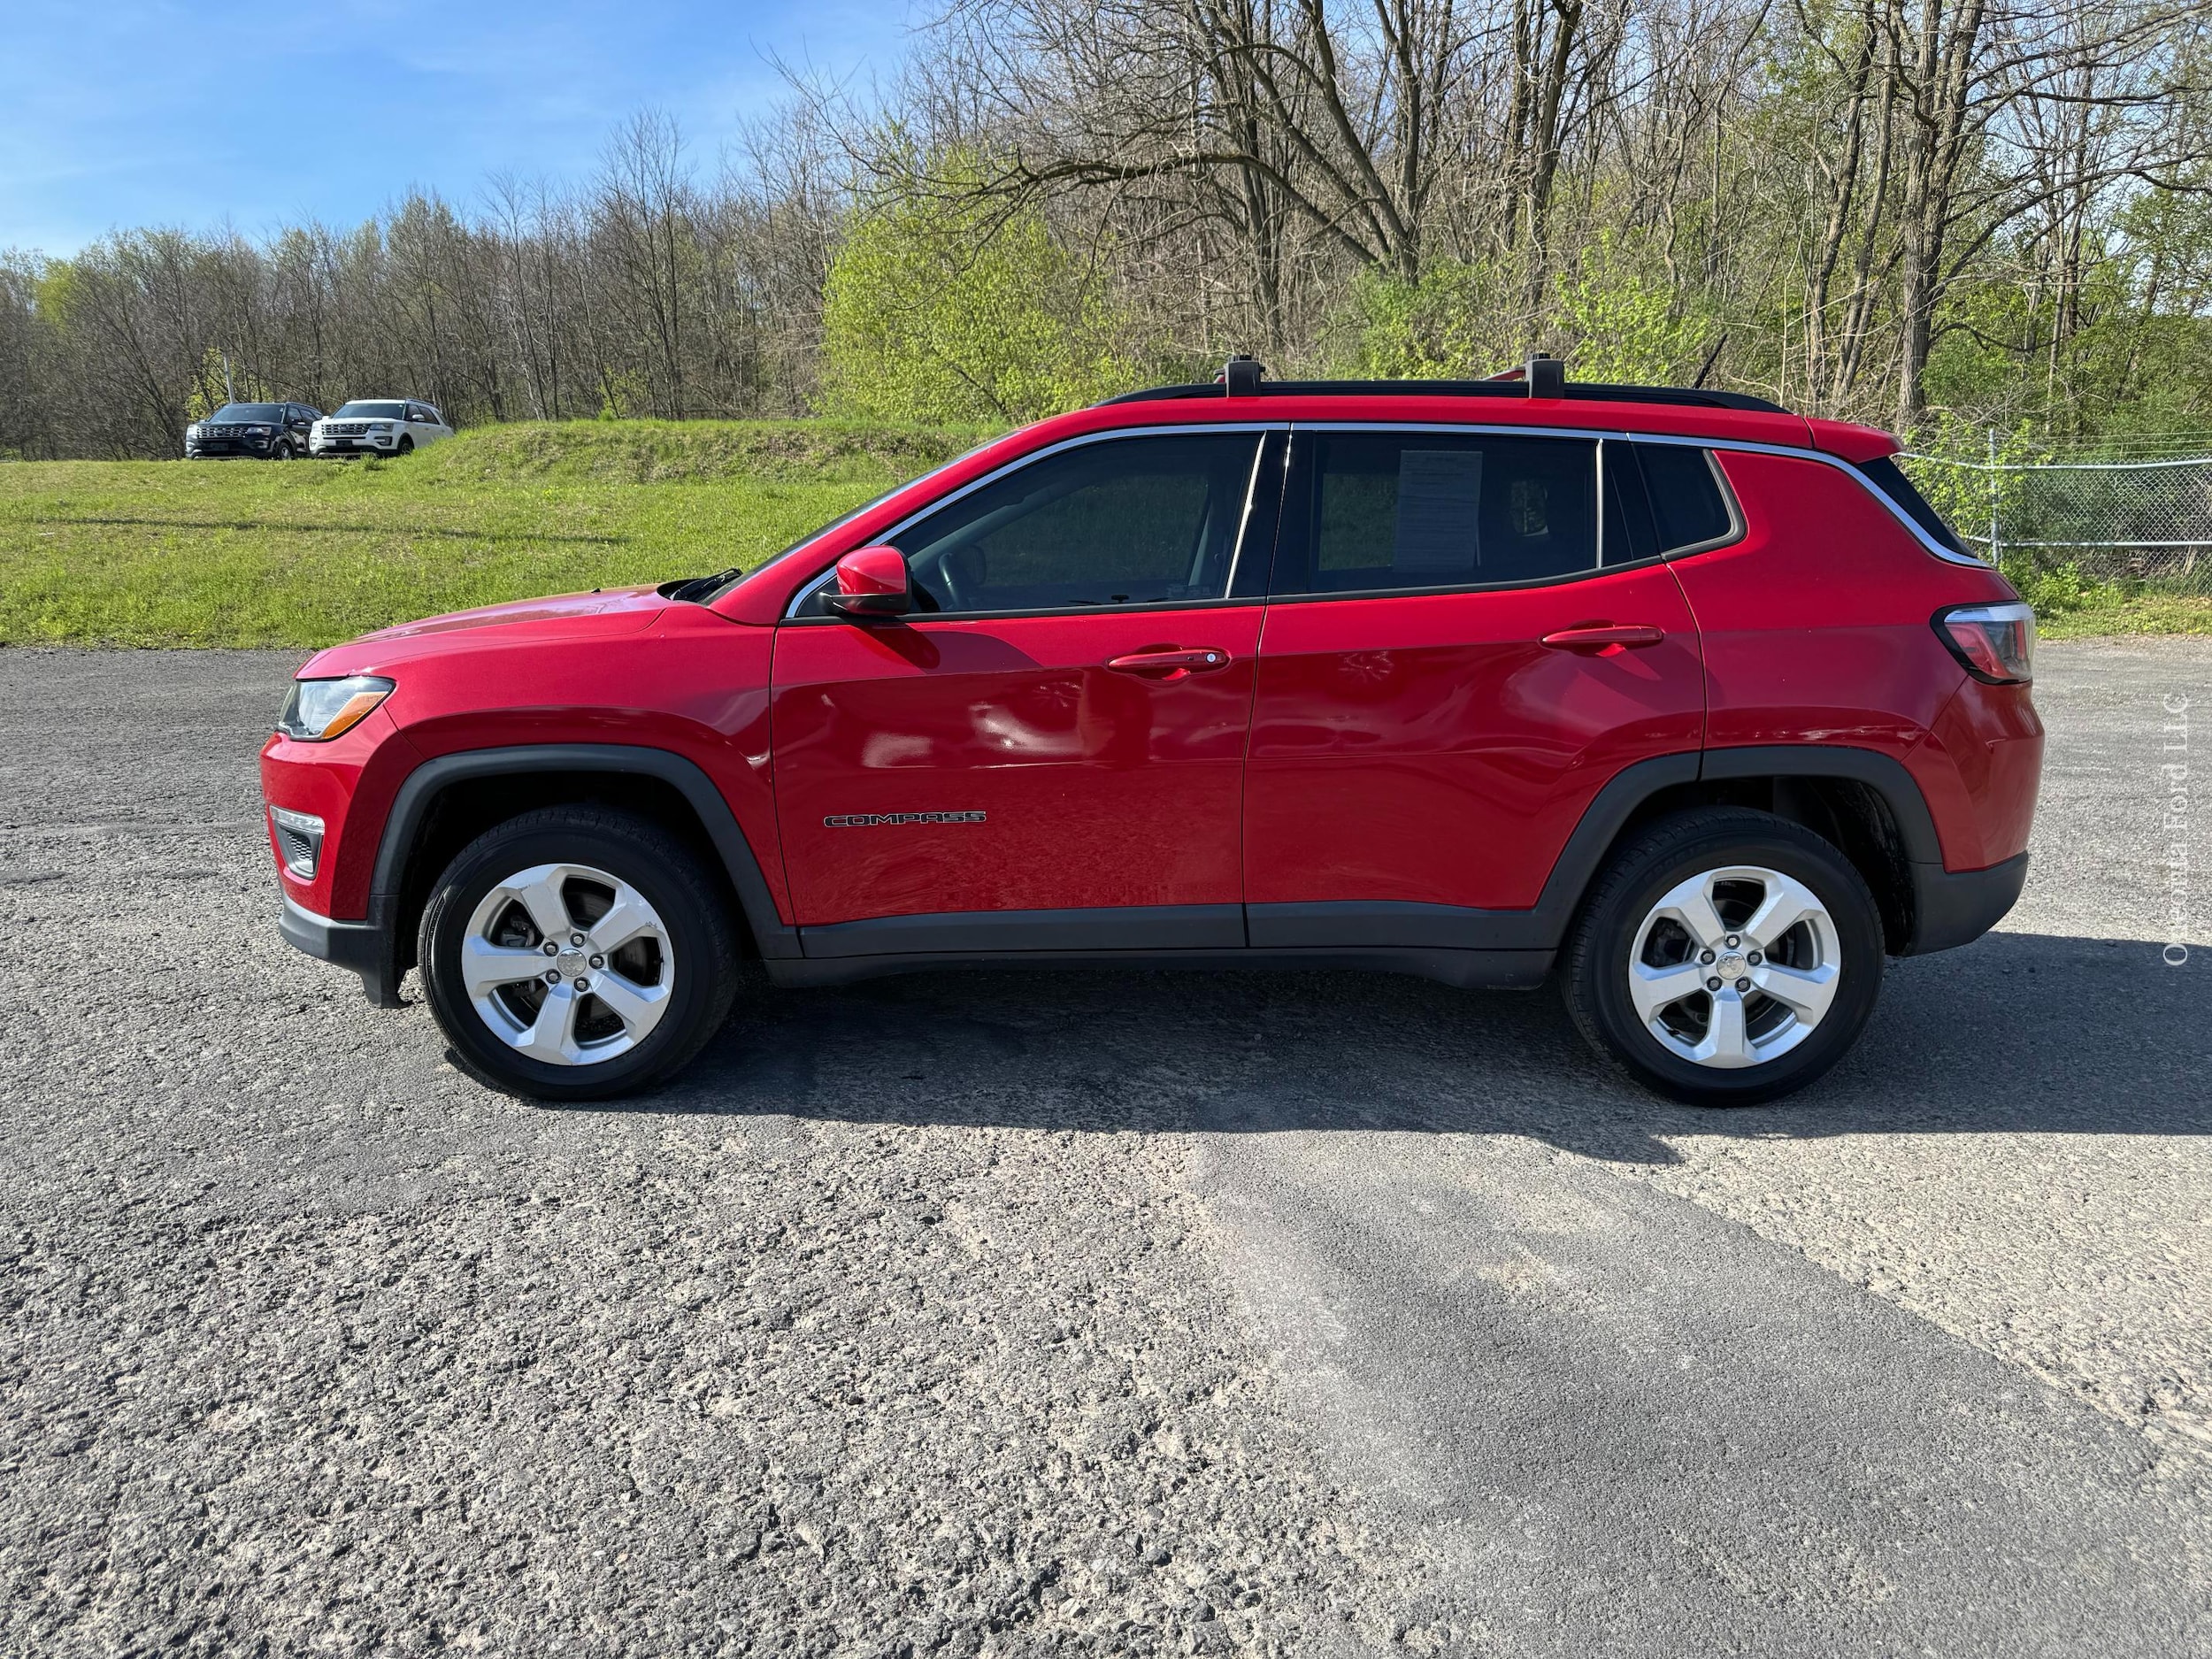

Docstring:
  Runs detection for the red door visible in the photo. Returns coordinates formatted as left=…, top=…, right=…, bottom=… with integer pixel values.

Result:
left=772, top=429, right=1274, bottom=953
left=1243, top=428, right=1706, bottom=941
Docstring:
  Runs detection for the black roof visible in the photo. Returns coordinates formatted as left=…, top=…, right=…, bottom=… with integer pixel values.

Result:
left=1098, top=378, right=1786, bottom=414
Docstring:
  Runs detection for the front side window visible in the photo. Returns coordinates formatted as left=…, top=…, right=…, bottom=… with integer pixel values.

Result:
left=1276, top=432, right=1601, bottom=595
left=818, top=432, right=1263, bottom=617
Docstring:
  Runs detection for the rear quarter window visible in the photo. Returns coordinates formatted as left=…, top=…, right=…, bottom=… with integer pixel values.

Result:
left=1856, top=456, right=1969, bottom=554
left=1632, top=443, right=1738, bottom=552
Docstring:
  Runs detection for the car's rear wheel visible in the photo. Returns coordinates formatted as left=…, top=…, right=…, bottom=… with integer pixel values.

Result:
left=418, top=807, right=739, bottom=1101
left=1563, top=808, right=1884, bottom=1106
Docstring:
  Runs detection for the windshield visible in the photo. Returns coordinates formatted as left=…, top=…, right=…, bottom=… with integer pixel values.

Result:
left=334, top=402, right=408, bottom=419
left=697, top=438, right=1004, bottom=603
left=209, top=403, right=286, bottom=422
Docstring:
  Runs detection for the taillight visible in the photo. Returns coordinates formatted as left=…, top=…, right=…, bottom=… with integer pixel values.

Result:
left=1934, top=602, right=2034, bottom=684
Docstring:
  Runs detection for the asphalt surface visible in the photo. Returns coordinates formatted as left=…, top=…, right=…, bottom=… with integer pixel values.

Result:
left=2, top=640, right=2208, bottom=1656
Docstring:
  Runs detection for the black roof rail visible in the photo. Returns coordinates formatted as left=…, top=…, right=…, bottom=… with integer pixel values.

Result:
left=1100, top=353, right=1786, bottom=415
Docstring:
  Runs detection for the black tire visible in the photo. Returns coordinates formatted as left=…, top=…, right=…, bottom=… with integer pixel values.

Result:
left=418, top=806, right=740, bottom=1102
left=1562, top=807, right=1884, bottom=1106
left=396, top=435, right=414, bottom=456
left=272, top=441, right=295, bottom=460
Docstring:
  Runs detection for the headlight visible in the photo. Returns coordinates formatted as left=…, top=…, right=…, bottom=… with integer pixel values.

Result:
left=278, top=675, right=394, bottom=741
left=187, top=424, right=200, bottom=438
left=245, top=425, right=273, bottom=435
left=370, top=422, right=393, bottom=432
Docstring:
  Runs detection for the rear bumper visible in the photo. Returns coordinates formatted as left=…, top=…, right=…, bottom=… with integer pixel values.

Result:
left=1906, top=852, right=2029, bottom=956
left=279, top=895, right=403, bottom=1007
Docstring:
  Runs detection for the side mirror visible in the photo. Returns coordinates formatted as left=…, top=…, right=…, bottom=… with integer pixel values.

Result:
left=826, top=546, right=914, bottom=618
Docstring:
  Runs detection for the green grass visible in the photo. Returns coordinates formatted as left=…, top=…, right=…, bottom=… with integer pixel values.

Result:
left=2003, top=558, right=2212, bottom=639
left=0, top=419, right=988, bottom=648
left=2022, top=587, right=2212, bottom=640
left=4, top=419, right=2207, bottom=647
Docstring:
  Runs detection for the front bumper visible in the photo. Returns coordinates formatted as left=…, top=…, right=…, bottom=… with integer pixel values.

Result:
left=1906, top=852, right=2030, bottom=955
left=280, top=895, right=403, bottom=1007
left=186, top=443, right=273, bottom=459
left=312, top=435, right=399, bottom=455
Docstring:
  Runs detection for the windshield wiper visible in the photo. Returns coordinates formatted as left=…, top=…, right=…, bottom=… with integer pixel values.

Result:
left=661, top=568, right=742, bottom=603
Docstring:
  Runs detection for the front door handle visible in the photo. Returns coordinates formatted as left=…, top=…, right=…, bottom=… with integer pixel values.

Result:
left=1540, top=624, right=1666, bottom=651
left=1106, top=648, right=1233, bottom=677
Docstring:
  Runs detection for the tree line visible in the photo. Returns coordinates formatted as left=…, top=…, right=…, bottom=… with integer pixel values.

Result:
left=4, top=0, right=2211, bottom=460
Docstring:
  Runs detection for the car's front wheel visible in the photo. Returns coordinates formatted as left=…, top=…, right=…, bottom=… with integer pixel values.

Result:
left=418, top=807, right=740, bottom=1101
left=1563, top=808, right=1884, bottom=1106
left=396, top=435, right=414, bottom=456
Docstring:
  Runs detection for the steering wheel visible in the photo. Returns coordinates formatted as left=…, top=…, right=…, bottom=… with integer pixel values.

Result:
left=933, top=548, right=974, bottom=613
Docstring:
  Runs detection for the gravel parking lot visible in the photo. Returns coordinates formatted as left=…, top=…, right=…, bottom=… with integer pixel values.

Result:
left=3, top=639, right=2208, bottom=1656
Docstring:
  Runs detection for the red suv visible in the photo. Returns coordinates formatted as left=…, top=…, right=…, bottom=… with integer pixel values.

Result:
left=262, top=362, right=2041, bottom=1105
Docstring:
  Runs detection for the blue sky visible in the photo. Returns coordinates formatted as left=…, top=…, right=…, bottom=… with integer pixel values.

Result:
left=1, top=2, right=913, bottom=257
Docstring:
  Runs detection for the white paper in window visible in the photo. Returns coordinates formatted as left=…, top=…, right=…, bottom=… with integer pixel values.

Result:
left=1393, top=449, right=1484, bottom=576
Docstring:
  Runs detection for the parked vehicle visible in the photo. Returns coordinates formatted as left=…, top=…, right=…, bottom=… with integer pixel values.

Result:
left=311, top=400, right=453, bottom=457
left=185, top=402, right=321, bottom=460
left=261, top=358, right=2041, bottom=1105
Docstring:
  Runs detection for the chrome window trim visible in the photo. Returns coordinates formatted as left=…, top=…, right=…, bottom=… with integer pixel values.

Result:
left=1290, top=420, right=1993, bottom=570
left=783, top=423, right=1287, bottom=620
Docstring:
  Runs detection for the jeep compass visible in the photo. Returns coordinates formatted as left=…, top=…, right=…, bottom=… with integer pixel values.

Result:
left=261, top=359, right=2041, bottom=1105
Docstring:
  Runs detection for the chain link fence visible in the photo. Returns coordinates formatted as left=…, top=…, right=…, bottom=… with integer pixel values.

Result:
left=1899, top=447, right=2212, bottom=595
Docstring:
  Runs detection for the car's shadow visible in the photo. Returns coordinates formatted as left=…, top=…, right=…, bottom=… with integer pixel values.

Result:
left=632, top=931, right=2208, bottom=1164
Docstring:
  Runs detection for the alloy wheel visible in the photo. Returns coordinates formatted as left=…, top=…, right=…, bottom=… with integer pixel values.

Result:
left=458, top=862, right=674, bottom=1066
left=1626, top=864, right=1841, bottom=1069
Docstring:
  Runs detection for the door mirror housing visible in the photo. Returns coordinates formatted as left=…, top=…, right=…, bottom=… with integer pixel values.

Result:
left=826, top=546, right=914, bottom=618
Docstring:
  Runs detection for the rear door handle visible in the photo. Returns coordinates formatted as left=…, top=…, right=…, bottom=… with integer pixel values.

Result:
left=1106, top=648, right=1233, bottom=676
left=1540, top=624, right=1666, bottom=651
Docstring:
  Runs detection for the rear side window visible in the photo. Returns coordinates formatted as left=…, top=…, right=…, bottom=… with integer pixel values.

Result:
left=1632, top=443, right=1737, bottom=552
left=1857, top=456, right=1968, bottom=554
left=1277, top=432, right=1599, bottom=594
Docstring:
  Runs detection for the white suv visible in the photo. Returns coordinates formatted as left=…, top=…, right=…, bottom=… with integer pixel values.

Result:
left=311, top=400, right=454, bottom=458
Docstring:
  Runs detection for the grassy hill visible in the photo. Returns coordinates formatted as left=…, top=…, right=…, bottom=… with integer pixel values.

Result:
left=1, top=417, right=2201, bottom=645
left=0, top=419, right=988, bottom=649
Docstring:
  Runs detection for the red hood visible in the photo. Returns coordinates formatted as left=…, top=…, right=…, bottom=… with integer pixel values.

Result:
left=298, top=586, right=671, bottom=676
left=358, top=586, right=667, bottom=640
